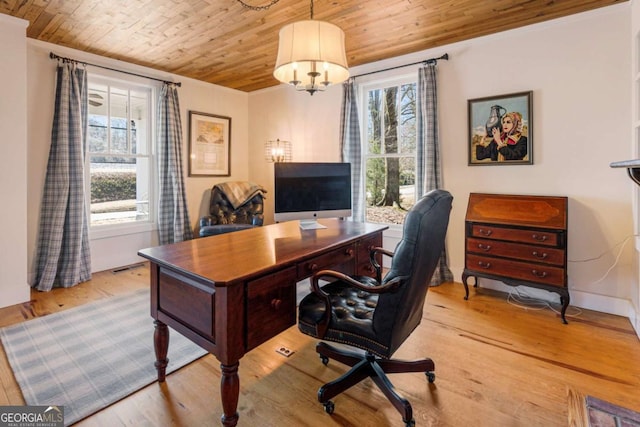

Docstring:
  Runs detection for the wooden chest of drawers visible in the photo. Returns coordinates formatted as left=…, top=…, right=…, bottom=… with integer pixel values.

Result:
left=462, top=193, right=570, bottom=323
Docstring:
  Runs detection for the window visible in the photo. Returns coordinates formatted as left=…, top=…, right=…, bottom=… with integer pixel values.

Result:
left=362, top=77, right=417, bottom=225
left=87, top=78, right=153, bottom=228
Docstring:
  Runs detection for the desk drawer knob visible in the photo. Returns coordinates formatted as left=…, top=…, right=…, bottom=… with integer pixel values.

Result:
left=271, top=299, right=282, bottom=310
left=531, top=234, right=547, bottom=242
left=531, top=270, right=547, bottom=278
left=307, top=263, right=318, bottom=272
left=478, top=229, right=492, bottom=236
left=477, top=261, right=491, bottom=269
left=345, top=249, right=354, bottom=257
left=477, top=243, right=492, bottom=251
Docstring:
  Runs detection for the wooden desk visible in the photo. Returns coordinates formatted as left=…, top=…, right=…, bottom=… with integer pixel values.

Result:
left=138, top=219, right=387, bottom=426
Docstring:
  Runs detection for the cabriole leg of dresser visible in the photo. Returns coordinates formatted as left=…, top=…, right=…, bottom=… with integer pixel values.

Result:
left=461, top=270, right=477, bottom=300
left=558, top=290, right=570, bottom=324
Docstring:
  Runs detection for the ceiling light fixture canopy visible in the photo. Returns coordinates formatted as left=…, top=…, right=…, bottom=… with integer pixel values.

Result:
left=273, top=0, right=349, bottom=95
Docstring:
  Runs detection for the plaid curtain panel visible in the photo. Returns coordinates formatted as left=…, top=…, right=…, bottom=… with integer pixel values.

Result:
left=32, top=62, right=92, bottom=291
left=157, top=83, right=193, bottom=245
left=417, top=63, right=453, bottom=286
left=340, top=79, right=364, bottom=222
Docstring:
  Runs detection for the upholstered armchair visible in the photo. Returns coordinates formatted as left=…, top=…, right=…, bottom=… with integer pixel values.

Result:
left=198, top=181, right=266, bottom=237
left=297, top=189, right=453, bottom=427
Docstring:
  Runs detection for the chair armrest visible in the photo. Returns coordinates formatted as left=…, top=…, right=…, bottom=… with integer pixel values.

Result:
left=369, top=246, right=395, bottom=283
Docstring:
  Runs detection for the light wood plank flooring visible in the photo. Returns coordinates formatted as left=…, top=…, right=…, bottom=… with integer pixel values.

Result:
left=0, top=263, right=638, bottom=426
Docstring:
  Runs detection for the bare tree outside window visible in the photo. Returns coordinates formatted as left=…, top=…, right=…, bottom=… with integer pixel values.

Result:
left=364, top=79, right=417, bottom=225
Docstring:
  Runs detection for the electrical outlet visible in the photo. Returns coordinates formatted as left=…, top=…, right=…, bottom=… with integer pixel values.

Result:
left=276, top=346, right=294, bottom=357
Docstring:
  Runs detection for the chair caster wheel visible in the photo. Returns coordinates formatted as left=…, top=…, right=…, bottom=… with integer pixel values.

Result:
left=426, top=371, right=436, bottom=383
left=405, top=419, right=416, bottom=427
left=323, top=401, right=335, bottom=414
left=320, top=355, right=329, bottom=365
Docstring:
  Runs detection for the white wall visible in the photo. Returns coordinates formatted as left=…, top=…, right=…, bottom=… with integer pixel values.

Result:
left=631, top=0, right=640, bottom=334
left=0, top=14, right=29, bottom=309
left=249, top=5, right=635, bottom=318
left=26, top=40, right=250, bottom=279
left=248, top=85, right=343, bottom=224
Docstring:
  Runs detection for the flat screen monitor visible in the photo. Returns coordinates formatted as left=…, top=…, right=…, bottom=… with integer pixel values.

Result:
left=274, top=162, right=352, bottom=229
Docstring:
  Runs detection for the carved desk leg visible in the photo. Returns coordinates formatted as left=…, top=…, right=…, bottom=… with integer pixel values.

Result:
left=220, top=362, right=240, bottom=427
left=154, top=320, right=169, bottom=382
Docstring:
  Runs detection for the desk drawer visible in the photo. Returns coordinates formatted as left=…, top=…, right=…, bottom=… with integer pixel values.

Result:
left=466, top=254, right=565, bottom=287
left=246, top=266, right=297, bottom=350
left=159, top=268, right=215, bottom=340
left=471, top=224, right=559, bottom=247
left=466, top=238, right=565, bottom=266
left=297, top=244, right=356, bottom=279
left=356, top=234, right=383, bottom=277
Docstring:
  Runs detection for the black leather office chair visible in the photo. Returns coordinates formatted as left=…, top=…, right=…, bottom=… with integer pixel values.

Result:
left=298, top=189, right=453, bottom=427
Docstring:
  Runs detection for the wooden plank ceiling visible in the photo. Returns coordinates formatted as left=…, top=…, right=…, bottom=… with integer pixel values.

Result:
left=0, top=0, right=626, bottom=92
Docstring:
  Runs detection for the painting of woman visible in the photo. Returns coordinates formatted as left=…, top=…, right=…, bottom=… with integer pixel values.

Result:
left=468, top=91, right=532, bottom=165
left=476, top=111, right=528, bottom=162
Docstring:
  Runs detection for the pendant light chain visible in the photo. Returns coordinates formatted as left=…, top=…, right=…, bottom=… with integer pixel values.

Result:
left=235, top=0, right=280, bottom=11
left=310, top=0, right=314, bottom=19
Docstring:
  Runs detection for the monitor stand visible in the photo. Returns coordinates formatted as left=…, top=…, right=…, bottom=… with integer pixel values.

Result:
left=299, top=220, right=327, bottom=230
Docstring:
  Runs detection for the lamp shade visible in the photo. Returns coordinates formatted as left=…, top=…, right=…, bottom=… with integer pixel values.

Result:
left=264, top=139, right=292, bottom=162
left=274, top=20, right=349, bottom=94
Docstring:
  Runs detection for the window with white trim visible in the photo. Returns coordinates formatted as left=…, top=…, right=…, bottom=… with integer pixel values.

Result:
left=362, top=76, right=417, bottom=225
left=87, top=77, right=154, bottom=229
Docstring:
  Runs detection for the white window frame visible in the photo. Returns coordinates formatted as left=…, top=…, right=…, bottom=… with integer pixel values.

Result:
left=359, top=73, right=418, bottom=233
left=86, top=75, right=157, bottom=240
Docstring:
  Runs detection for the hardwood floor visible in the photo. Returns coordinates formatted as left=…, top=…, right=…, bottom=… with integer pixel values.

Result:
left=1, top=263, right=639, bottom=426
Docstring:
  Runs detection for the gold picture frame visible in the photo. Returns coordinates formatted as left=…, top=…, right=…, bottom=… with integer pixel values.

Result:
left=188, top=111, right=231, bottom=176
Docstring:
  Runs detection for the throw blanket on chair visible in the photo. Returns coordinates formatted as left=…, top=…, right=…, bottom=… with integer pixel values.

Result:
left=214, top=182, right=266, bottom=209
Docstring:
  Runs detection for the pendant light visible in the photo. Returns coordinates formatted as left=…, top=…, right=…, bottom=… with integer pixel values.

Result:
left=273, top=0, right=349, bottom=95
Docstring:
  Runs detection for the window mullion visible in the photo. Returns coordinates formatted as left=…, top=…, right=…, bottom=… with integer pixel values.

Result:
left=106, top=85, right=112, bottom=155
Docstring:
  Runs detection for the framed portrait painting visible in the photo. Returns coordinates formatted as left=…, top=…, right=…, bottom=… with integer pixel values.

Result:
left=188, top=111, right=231, bottom=176
left=468, top=91, right=532, bottom=166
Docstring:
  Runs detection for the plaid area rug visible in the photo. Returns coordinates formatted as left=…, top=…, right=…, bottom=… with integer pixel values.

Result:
left=586, top=396, right=640, bottom=427
left=0, top=289, right=207, bottom=425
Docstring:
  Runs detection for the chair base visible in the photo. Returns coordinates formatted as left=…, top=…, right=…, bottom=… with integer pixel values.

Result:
left=315, top=342, right=435, bottom=426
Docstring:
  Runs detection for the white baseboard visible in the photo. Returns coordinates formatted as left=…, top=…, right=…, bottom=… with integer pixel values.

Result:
left=470, top=277, right=640, bottom=338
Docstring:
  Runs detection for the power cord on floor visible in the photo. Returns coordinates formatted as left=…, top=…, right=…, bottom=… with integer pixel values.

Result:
left=504, top=234, right=638, bottom=318
left=506, top=287, right=583, bottom=319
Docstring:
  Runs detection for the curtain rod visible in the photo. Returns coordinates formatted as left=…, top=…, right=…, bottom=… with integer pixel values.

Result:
left=351, top=53, right=449, bottom=80
left=49, top=52, right=182, bottom=87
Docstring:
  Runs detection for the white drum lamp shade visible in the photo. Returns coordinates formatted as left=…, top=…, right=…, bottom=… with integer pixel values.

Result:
left=273, top=20, right=349, bottom=95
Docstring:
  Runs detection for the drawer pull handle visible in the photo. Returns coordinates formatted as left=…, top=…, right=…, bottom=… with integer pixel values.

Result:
left=478, top=228, right=492, bottom=236
left=532, top=251, right=548, bottom=260
left=308, top=263, right=318, bottom=271
left=477, top=243, right=492, bottom=251
left=345, top=248, right=354, bottom=257
left=531, top=270, right=547, bottom=278
left=271, top=299, right=282, bottom=310
left=477, top=261, right=491, bottom=269
left=531, top=234, right=547, bottom=242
